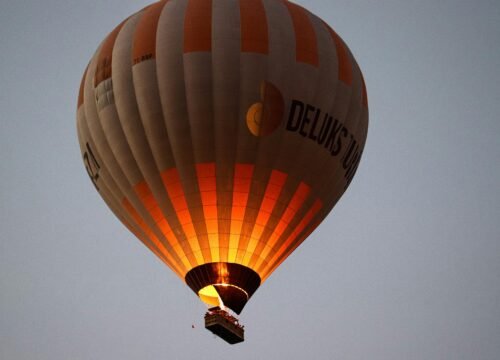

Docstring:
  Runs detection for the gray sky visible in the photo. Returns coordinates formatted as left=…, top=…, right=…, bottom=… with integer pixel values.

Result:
left=1, top=0, right=499, bottom=359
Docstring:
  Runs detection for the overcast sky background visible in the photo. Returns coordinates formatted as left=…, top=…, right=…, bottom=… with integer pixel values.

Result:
left=1, top=0, right=499, bottom=359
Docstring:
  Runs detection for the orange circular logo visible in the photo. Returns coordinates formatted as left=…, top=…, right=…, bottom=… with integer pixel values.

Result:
left=246, top=81, right=285, bottom=136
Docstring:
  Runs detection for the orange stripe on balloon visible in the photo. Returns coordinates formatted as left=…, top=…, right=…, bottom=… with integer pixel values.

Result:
left=239, top=0, right=269, bottom=54
left=133, top=180, right=191, bottom=270
left=323, top=22, right=352, bottom=85
left=259, top=199, right=322, bottom=275
left=228, top=164, right=254, bottom=262
left=252, top=181, right=311, bottom=269
left=262, top=217, right=322, bottom=281
left=122, top=197, right=185, bottom=276
left=122, top=218, right=183, bottom=277
left=196, top=163, right=220, bottom=262
left=283, top=1, right=319, bottom=67
left=242, top=170, right=287, bottom=266
left=132, top=0, right=168, bottom=65
left=184, top=0, right=212, bottom=53
left=94, top=20, right=126, bottom=86
left=161, top=168, right=204, bottom=264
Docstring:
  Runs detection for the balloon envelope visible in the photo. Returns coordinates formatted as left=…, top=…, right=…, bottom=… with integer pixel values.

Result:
left=77, top=0, right=368, bottom=314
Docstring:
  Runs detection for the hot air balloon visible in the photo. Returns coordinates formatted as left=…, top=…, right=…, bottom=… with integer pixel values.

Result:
left=77, top=0, right=368, bottom=344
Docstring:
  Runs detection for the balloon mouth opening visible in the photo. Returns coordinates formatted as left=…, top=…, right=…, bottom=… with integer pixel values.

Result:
left=186, top=263, right=261, bottom=314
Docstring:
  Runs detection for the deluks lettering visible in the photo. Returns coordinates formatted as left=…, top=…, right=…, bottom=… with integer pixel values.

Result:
left=286, top=100, right=362, bottom=188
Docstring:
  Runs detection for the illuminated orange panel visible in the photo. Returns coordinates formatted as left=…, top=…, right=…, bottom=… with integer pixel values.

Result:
left=259, top=199, right=322, bottom=275
left=283, top=1, right=319, bottom=67
left=228, top=164, right=254, bottom=262
left=323, top=22, right=352, bottom=86
left=251, top=181, right=310, bottom=270
left=196, top=163, right=220, bottom=262
left=239, top=0, right=269, bottom=54
left=161, top=168, right=204, bottom=264
left=132, top=0, right=168, bottom=64
left=94, top=20, right=126, bottom=86
left=184, top=0, right=212, bottom=53
left=122, top=197, right=185, bottom=276
left=242, top=170, right=287, bottom=266
left=133, top=181, right=192, bottom=270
